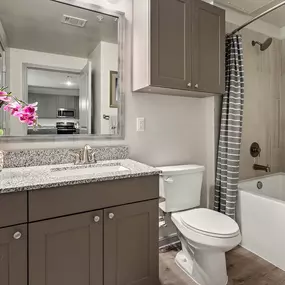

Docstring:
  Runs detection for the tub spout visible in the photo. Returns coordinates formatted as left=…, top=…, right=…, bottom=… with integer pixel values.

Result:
left=253, top=164, right=271, bottom=172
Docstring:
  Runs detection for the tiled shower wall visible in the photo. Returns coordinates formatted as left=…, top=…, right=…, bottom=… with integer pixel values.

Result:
left=220, top=23, right=283, bottom=181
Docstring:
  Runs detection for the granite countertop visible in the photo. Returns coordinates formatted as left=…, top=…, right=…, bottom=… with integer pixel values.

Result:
left=0, top=159, right=161, bottom=194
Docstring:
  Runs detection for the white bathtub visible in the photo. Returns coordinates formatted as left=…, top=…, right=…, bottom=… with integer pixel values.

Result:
left=237, top=173, right=285, bottom=271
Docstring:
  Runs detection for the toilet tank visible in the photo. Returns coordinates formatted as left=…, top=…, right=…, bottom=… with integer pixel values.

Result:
left=157, top=165, right=205, bottom=213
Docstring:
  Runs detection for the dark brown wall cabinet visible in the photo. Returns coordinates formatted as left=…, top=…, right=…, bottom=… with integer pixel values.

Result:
left=132, top=0, right=225, bottom=97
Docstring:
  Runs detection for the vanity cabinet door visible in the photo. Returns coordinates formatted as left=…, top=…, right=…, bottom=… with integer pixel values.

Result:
left=29, top=211, right=103, bottom=285
left=151, top=0, right=191, bottom=90
left=104, top=199, right=159, bottom=285
left=192, top=0, right=225, bottom=94
left=0, top=224, right=27, bottom=285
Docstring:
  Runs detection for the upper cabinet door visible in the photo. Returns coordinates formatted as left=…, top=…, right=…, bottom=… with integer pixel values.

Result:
left=192, top=0, right=225, bottom=94
left=0, top=225, right=27, bottom=285
left=151, top=0, right=191, bottom=90
left=29, top=211, right=103, bottom=285
left=104, top=200, right=159, bottom=285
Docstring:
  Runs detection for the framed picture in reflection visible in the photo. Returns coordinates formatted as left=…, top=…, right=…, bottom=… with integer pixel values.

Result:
left=110, top=70, right=118, bottom=108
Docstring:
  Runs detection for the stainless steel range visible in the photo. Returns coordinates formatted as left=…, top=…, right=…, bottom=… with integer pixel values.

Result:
left=56, top=122, right=77, bottom=135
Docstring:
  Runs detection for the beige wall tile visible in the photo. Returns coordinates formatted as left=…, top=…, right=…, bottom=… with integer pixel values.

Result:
left=224, top=23, right=282, bottom=180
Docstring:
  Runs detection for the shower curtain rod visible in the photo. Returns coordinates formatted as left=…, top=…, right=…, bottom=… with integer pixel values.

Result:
left=228, top=1, right=285, bottom=36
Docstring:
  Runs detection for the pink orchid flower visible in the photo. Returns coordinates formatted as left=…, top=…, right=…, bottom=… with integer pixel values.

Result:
left=1, top=86, right=39, bottom=128
left=17, top=112, right=37, bottom=126
left=22, top=102, right=38, bottom=115
left=0, top=91, right=11, bottom=102
left=4, top=102, right=22, bottom=115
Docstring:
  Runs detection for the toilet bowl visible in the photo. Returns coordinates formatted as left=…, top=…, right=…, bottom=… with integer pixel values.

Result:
left=157, top=165, right=241, bottom=285
left=172, top=208, right=241, bottom=285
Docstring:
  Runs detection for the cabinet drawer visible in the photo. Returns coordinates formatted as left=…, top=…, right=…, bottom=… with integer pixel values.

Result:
left=0, top=192, right=27, bottom=228
left=29, top=176, right=159, bottom=222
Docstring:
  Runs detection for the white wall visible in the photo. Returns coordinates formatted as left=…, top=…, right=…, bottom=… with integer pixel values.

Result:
left=89, top=43, right=101, bottom=134
left=89, top=42, right=118, bottom=135
left=100, top=42, right=118, bottom=134
left=7, top=48, right=87, bottom=135
left=0, top=20, right=7, bottom=48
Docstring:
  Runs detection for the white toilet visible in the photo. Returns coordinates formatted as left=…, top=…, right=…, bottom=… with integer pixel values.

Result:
left=158, top=165, right=241, bottom=285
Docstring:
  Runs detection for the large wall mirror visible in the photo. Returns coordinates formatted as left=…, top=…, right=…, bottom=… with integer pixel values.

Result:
left=0, top=0, right=124, bottom=140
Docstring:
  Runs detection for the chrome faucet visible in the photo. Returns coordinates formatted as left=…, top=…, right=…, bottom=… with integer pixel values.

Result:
left=71, top=145, right=96, bottom=165
left=82, top=144, right=92, bottom=164
left=253, top=164, right=271, bottom=173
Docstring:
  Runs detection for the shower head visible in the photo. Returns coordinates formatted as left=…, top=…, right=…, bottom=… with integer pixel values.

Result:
left=252, top=38, right=273, bottom=51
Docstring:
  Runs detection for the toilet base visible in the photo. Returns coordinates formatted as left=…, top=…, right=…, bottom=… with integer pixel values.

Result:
left=175, top=250, right=228, bottom=285
left=175, top=251, right=197, bottom=283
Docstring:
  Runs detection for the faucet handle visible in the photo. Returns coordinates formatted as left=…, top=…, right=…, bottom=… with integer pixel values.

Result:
left=91, top=152, right=97, bottom=163
left=70, top=152, right=81, bottom=165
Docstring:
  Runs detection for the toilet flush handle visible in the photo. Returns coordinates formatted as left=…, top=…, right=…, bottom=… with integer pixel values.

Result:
left=164, top=177, right=174, bottom=183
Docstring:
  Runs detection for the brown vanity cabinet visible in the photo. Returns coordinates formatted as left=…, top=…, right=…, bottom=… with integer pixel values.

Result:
left=29, top=211, right=103, bottom=285
left=29, top=200, right=159, bottom=285
left=0, top=176, right=159, bottom=285
left=0, top=192, right=27, bottom=228
left=0, top=224, right=28, bottom=285
left=104, top=200, right=159, bottom=285
left=133, top=0, right=225, bottom=96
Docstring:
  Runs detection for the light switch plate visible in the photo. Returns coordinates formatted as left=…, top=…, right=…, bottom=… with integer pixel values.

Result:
left=136, top=117, right=145, bottom=132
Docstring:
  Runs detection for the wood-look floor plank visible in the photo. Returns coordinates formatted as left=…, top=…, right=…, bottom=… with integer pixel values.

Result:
left=159, top=246, right=285, bottom=285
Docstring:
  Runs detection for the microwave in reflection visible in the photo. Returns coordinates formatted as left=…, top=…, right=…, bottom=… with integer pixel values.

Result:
left=57, top=109, right=75, bottom=118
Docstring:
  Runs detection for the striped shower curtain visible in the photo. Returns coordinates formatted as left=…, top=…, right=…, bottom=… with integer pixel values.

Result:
left=214, top=34, right=245, bottom=220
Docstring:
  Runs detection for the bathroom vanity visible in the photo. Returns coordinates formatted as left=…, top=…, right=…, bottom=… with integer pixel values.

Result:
left=0, top=151, right=160, bottom=285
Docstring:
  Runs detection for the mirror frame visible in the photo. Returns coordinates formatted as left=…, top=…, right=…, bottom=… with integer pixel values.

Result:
left=0, top=0, right=125, bottom=142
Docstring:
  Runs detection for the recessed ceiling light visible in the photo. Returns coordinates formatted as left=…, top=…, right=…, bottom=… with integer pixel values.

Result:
left=62, top=76, right=75, bottom=87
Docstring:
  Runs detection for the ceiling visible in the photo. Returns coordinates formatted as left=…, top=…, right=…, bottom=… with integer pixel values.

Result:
left=0, top=0, right=118, bottom=58
left=215, top=0, right=285, bottom=28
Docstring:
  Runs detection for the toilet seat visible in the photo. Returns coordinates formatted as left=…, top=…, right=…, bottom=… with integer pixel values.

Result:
left=176, top=208, right=240, bottom=238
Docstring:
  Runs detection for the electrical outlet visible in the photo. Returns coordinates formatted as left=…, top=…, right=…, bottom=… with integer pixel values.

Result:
left=136, top=117, right=145, bottom=132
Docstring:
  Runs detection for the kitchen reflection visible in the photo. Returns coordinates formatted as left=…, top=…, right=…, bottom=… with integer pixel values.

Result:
left=27, top=69, right=82, bottom=135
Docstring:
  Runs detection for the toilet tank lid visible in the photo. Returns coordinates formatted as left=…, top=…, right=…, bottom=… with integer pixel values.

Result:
left=156, top=165, right=205, bottom=176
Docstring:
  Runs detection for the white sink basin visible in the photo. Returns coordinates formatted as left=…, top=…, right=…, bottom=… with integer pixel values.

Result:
left=51, top=164, right=129, bottom=177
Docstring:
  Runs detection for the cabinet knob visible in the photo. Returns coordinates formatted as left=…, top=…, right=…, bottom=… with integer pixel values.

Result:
left=187, top=82, right=192, bottom=87
left=109, top=213, right=115, bottom=219
left=94, top=216, right=100, bottom=223
left=195, top=84, right=199, bottom=88
left=13, top=231, right=22, bottom=240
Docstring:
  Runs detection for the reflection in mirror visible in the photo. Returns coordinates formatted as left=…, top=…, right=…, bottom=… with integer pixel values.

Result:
left=0, top=0, right=123, bottom=138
